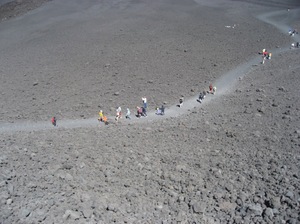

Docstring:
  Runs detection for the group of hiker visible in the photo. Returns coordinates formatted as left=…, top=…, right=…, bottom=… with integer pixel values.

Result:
left=197, top=84, right=216, bottom=103
left=52, top=25, right=299, bottom=127
left=96, top=84, right=216, bottom=125
left=97, top=97, right=152, bottom=125
left=260, top=27, right=300, bottom=64
left=291, top=42, right=300, bottom=48
left=51, top=83, right=217, bottom=126
left=289, top=28, right=299, bottom=49
left=260, top=49, right=272, bottom=64
left=289, top=29, right=298, bottom=36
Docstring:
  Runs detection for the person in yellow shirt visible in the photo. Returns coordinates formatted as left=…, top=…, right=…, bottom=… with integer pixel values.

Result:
left=98, top=110, right=104, bottom=121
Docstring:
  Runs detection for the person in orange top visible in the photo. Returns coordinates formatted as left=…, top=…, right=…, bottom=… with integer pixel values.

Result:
left=102, top=115, right=108, bottom=124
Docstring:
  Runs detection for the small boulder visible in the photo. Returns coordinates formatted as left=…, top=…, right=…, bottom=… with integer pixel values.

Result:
left=247, top=203, right=263, bottom=216
left=263, top=208, right=274, bottom=219
left=6, top=198, right=13, bottom=205
left=286, top=191, right=294, bottom=199
left=192, top=202, right=205, bottom=214
left=63, top=210, right=80, bottom=220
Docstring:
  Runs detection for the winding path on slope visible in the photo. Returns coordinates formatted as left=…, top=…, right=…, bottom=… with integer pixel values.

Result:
left=0, top=7, right=299, bottom=134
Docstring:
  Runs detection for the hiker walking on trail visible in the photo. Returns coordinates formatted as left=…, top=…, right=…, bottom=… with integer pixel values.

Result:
left=141, top=97, right=148, bottom=116
left=179, top=96, right=184, bottom=107
left=289, top=29, right=298, bottom=36
left=292, top=42, right=300, bottom=48
left=142, top=107, right=147, bottom=117
left=160, top=105, right=165, bottom=115
left=198, top=91, right=206, bottom=103
left=209, top=84, right=213, bottom=93
left=98, top=110, right=108, bottom=124
left=213, top=86, right=217, bottom=94
left=98, top=110, right=104, bottom=121
left=142, top=97, right=147, bottom=109
left=115, top=107, right=122, bottom=121
left=51, top=117, right=56, bottom=126
left=262, top=55, right=266, bottom=64
left=125, top=108, right=131, bottom=119
left=156, top=105, right=165, bottom=115
left=136, top=106, right=143, bottom=118
left=156, top=107, right=161, bottom=115
left=261, top=50, right=268, bottom=64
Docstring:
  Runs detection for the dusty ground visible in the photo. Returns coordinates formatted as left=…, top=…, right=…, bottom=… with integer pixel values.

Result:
left=0, top=0, right=296, bottom=123
left=0, top=0, right=300, bottom=223
left=0, top=0, right=52, bottom=22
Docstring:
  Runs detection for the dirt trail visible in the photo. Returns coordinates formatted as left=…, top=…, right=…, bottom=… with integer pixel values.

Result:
left=0, top=7, right=299, bottom=134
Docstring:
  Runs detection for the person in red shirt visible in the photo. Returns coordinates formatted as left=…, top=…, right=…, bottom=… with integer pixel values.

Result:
left=136, top=107, right=143, bottom=118
left=208, top=84, right=213, bottom=94
left=263, top=51, right=268, bottom=57
left=51, top=117, right=56, bottom=126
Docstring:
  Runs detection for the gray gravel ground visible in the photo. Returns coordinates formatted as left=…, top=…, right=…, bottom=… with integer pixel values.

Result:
left=0, top=0, right=300, bottom=223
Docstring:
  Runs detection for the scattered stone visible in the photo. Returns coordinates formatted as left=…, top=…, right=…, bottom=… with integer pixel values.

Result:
left=82, top=208, right=93, bottom=218
left=272, top=208, right=279, bottom=215
left=114, top=92, right=119, bottom=96
left=253, top=130, right=261, bottom=137
left=7, top=184, right=14, bottom=195
left=278, top=86, right=286, bottom=91
left=286, top=191, right=294, bottom=199
left=65, top=173, right=73, bottom=181
left=6, top=198, right=12, bottom=205
left=63, top=210, right=81, bottom=220
left=33, top=82, right=38, bottom=86
left=62, top=164, right=73, bottom=170
left=287, top=219, right=297, bottom=224
left=107, top=204, right=117, bottom=212
left=257, top=107, right=266, bottom=113
left=30, top=153, right=36, bottom=158
left=21, top=208, right=31, bottom=218
left=192, top=202, right=205, bottom=214
left=263, top=208, right=274, bottom=219
left=219, top=201, right=236, bottom=212
left=158, top=128, right=164, bottom=132
left=247, top=204, right=263, bottom=216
